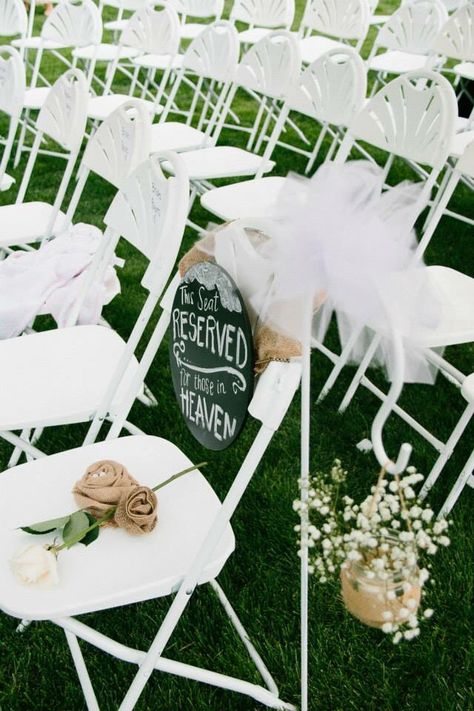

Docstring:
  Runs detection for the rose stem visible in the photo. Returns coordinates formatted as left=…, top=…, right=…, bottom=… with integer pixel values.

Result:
left=151, top=461, right=207, bottom=493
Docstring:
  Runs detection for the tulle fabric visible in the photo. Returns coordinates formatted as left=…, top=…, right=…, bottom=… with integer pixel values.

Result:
left=199, top=160, right=442, bottom=384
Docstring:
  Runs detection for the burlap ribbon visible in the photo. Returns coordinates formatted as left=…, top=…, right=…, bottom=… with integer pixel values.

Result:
left=73, top=460, right=158, bottom=535
left=178, top=225, right=302, bottom=373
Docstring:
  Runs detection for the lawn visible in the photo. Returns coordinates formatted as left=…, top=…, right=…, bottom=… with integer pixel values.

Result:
left=0, top=1, right=473, bottom=709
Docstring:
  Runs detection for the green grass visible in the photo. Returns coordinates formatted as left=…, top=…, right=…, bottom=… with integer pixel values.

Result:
left=0, top=2, right=473, bottom=709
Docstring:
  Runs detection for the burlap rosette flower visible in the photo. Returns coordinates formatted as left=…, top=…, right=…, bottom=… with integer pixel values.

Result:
left=72, top=460, right=139, bottom=526
left=114, top=486, right=158, bottom=535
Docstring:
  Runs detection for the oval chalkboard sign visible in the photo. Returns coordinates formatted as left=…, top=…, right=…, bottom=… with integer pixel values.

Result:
left=169, top=262, right=254, bottom=450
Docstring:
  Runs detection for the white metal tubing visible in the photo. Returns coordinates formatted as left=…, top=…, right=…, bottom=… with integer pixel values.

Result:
left=300, top=295, right=312, bottom=711
left=359, top=375, right=445, bottom=452
left=7, top=428, right=31, bottom=468
left=419, top=402, right=474, bottom=500
left=104, top=308, right=171, bottom=441
left=81, top=289, right=164, bottom=445
left=64, top=630, right=100, bottom=711
left=119, top=425, right=276, bottom=710
left=305, top=122, right=329, bottom=175
left=44, top=152, right=80, bottom=238
left=317, top=323, right=364, bottom=403
left=370, top=331, right=412, bottom=475
left=339, top=333, right=382, bottom=412
left=15, top=129, right=42, bottom=202
left=247, top=96, right=267, bottom=151
left=1, top=429, right=46, bottom=460
left=210, top=579, right=279, bottom=696
left=416, top=168, right=460, bottom=258
left=54, top=617, right=295, bottom=709
left=65, top=167, right=90, bottom=223
left=439, top=449, right=474, bottom=517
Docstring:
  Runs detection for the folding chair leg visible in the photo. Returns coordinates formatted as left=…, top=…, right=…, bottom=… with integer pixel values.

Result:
left=317, top=324, right=364, bottom=403
left=8, top=429, right=31, bottom=467
left=65, top=630, right=100, bottom=711
left=419, top=402, right=474, bottom=500
left=339, top=334, right=381, bottom=412
left=438, top=449, right=474, bottom=518
left=210, top=579, right=279, bottom=696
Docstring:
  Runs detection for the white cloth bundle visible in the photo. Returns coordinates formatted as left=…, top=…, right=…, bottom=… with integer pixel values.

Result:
left=0, top=224, right=120, bottom=339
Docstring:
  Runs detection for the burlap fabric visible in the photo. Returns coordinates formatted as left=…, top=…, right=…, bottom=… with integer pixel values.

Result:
left=73, top=460, right=158, bottom=534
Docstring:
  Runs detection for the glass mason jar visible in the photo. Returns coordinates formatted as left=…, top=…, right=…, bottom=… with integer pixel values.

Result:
left=340, top=538, right=421, bottom=629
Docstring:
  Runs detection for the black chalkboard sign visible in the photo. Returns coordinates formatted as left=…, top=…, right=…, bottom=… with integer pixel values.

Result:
left=169, top=262, right=254, bottom=450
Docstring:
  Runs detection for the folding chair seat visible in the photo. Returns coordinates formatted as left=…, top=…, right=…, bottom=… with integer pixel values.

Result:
left=101, top=0, right=151, bottom=32
left=0, top=353, right=301, bottom=709
left=0, top=46, right=25, bottom=192
left=86, top=5, right=181, bottom=123
left=367, top=1, right=447, bottom=89
left=297, top=0, right=370, bottom=66
left=230, top=0, right=295, bottom=45
left=201, top=46, right=367, bottom=221
left=0, top=151, right=189, bottom=462
left=0, top=70, right=88, bottom=251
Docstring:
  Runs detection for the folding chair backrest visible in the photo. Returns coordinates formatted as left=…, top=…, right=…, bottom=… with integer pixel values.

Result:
left=120, top=4, right=180, bottom=55
left=171, top=0, right=224, bottom=20
left=103, top=151, right=189, bottom=293
left=181, top=19, right=240, bottom=82
left=433, top=4, right=474, bottom=62
left=236, top=30, right=301, bottom=99
left=342, top=70, right=457, bottom=170
left=82, top=101, right=151, bottom=188
left=16, top=69, right=89, bottom=207
left=0, top=0, right=27, bottom=36
left=372, top=0, right=447, bottom=55
left=35, top=68, right=89, bottom=153
left=301, top=0, right=370, bottom=44
left=0, top=46, right=25, bottom=182
left=41, top=0, right=102, bottom=47
left=66, top=100, right=152, bottom=221
left=231, top=0, right=295, bottom=29
left=286, top=45, right=366, bottom=126
left=0, top=45, right=24, bottom=120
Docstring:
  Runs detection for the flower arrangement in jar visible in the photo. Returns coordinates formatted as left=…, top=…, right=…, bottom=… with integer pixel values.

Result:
left=294, top=461, right=451, bottom=643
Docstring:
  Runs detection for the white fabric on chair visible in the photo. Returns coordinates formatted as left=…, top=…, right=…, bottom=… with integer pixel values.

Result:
left=0, top=224, right=119, bottom=339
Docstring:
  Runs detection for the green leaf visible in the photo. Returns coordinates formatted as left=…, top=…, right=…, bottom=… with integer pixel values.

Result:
left=62, top=511, right=91, bottom=547
left=20, top=515, right=72, bottom=535
left=80, top=513, right=100, bottom=547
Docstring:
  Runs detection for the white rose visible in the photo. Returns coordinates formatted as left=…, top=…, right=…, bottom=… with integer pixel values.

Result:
left=11, top=545, right=59, bottom=589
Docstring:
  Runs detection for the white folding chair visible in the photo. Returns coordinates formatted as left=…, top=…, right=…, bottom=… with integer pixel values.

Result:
left=367, top=0, right=447, bottom=92
left=0, top=358, right=301, bottom=711
left=86, top=4, right=181, bottom=123
left=171, top=0, right=224, bottom=39
left=231, top=0, right=296, bottom=45
left=148, top=20, right=240, bottom=155
left=0, top=69, right=88, bottom=253
left=0, top=46, right=25, bottom=193
left=297, top=0, right=370, bottom=66
left=201, top=45, right=367, bottom=221
left=0, top=150, right=189, bottom=464
left=167, top=30, right=301, bottom=230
